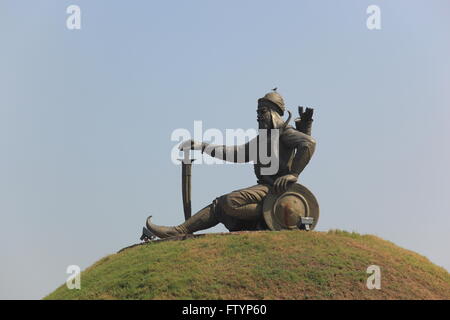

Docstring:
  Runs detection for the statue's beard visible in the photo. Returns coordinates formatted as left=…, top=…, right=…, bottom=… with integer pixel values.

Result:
left=258, top=120, right=271, bottom=130
left=258, top=115, right=273, bottom=130
left=258, top=110, right=291, bottom=130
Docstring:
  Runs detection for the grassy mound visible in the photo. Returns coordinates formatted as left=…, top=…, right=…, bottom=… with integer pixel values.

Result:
left=45, top=230, right=450, bottom=300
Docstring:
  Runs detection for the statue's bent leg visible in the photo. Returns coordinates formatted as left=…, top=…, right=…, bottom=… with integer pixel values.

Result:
left=214, top=184, right=270, bottom=231
left=221, top=184, right=270, bottom=220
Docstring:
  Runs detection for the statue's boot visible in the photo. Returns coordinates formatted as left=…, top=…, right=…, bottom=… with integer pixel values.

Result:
left=146, top=204, right=219, bottom=239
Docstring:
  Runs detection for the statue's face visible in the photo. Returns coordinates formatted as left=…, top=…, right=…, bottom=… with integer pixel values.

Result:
left=257, top=104, right=272, bottom=129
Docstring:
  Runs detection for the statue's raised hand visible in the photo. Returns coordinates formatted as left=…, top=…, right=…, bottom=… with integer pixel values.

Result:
left=299, top=107, right=314, bottom=121
left=178, top=139, right=204, bottom=151
left=303, top=107, right=314, bottom=120
left=273, top=174, right=298, bottom=194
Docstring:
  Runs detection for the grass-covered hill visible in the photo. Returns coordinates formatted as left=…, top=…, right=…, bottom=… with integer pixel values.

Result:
left=45, top=230, right=450, bottom=300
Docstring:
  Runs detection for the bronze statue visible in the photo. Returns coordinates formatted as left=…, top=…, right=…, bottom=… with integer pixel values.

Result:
left=142, top=90, right=318, bottom=240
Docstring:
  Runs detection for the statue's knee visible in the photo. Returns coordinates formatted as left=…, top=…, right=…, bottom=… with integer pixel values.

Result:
left=211, top=196, right=239, bottom=231
left=220, top=193, right=239, bottom=214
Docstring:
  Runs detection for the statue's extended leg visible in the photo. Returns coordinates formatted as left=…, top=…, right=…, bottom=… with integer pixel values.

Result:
left=146, top=204, right=219, bottom=239
left=146, top=184, right=270, bottom=238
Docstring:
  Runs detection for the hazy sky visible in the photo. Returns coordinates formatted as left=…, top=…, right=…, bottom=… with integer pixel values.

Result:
left=1, top=0, right=449, bottom=299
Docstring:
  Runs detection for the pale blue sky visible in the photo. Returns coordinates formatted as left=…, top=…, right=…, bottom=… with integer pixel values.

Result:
left=1, top=0, right=449, bottom=299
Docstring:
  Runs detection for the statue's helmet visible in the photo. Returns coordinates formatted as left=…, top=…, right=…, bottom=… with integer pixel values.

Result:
left=258, top=91, right=285, bottom=116
left=263, top=183, right=319, bottom=231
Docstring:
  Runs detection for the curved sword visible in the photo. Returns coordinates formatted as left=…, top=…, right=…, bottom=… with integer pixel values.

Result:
left=179, top=149, right=195, bottom=221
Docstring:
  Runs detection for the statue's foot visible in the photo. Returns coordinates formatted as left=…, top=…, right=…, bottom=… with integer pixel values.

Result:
left=145, top=216, right=188, bottom=239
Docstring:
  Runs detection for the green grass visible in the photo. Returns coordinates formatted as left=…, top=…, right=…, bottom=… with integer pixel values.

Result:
left=45, top=230, right=450, bottom=300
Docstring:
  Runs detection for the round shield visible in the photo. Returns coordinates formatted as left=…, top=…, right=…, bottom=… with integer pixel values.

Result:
left=263, top=183, right=319, bottom=231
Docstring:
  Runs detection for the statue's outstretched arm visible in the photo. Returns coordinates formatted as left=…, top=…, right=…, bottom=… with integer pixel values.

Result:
left=178, top=137, right=258, bottom=163
left=201, top=136, right=258, bottom=163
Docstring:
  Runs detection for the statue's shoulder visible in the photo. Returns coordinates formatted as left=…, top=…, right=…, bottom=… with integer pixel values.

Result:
left=281, top=125, right=316, bottom=145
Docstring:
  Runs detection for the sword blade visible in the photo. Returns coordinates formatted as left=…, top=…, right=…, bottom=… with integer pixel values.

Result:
left=181, top=160, right=194, bottom=221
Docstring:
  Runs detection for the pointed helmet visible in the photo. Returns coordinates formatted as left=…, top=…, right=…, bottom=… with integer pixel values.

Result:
left=258, top=90, right=285, bottom=116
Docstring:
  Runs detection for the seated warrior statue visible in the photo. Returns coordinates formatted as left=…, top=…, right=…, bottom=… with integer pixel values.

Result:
left=146, top=90, right=316, bottom=238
